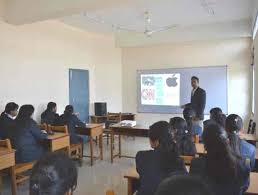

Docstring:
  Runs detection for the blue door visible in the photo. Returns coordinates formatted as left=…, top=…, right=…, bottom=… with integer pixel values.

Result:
left=69, top=69, right=89, bottom=122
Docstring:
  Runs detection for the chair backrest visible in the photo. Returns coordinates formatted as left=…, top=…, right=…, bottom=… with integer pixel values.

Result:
left=180, top=155, right=194, bottom=165
left=48, top=125, right=69, bottom=134
left=192, top=135, right=199, bottom=143
left=107, top=112, right=122, bottom=122
left=0, top=139, right=12, bottom=151
left=106, top=190, right=115, bottom=195
left=251, top=122, right=256, bottom=134
left=39, top=123, right=48, bottom=131
left=248, top=119, right=253, bottom=134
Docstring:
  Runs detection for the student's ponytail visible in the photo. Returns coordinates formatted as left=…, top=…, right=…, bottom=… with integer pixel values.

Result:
left=226, top=114, right=243, bottom=157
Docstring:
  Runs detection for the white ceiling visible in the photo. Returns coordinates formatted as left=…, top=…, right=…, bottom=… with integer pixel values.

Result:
left=60, top=0, right=256, bottom=47
left=1, top=0, right=257, bottom=47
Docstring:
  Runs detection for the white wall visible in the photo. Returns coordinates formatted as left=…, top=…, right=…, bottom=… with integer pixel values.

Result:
left=0, top=0, right=6, bottom=19
left=122, top=38, right=252, bottom=128
left=254, top=34, right=258, bottom=123
left=0, top=20, right=122, bottom=121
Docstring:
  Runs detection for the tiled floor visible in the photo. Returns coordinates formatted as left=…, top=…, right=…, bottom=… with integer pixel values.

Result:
left=2, top=137, right=150, bottom=195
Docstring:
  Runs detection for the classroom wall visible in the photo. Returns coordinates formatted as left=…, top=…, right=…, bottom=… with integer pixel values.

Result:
left=0, top=20, right=122, bottom=121
left=254, top=35, right=258, bottom=123
left=0, top=0, right=5, bottom=19
left=122, top=38, right=252, bottom=128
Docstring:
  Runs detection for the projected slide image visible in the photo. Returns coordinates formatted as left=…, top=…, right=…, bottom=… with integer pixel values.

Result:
left=141, top=73, right=180, bottom=106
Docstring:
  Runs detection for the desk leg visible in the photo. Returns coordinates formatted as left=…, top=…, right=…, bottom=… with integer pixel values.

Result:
left=10, top=166, right=17, bottom=195
left=127, top=178, right=133, bottom=195
left=99, top=134, right=103, bottom=160
left=111, top=130, right=114, bottom=163
left=90, top=136, right=93, bottom=166
left=118, top=135, right=121, bottom=158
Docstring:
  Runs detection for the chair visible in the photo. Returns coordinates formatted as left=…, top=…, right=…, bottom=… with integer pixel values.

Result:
left=180, top=155, right=194, bottom=165
left=192, top=135, right=199, bottom=143
left=251, top=122, right=256, bottom=134
left=39, top=123, right=48, bottom=131
left=0, top=139, right=35, bottom=193
left=48, top=125, right=83, bottom=164
left=104, top=112, right=122, bottom=145
left=248, top=119, right=253, bottom=134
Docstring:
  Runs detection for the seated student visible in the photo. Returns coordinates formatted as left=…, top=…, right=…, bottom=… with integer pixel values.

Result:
left=30, top=152, right=78, bottom=195
left=169, top=117, right=196, bottom=156
left=183, top=107, right=202, bottom=138
left=0, top=102, right=19, bottom=139
left=155, top=175, right=212, bottom=195
left=226, top=114, right=256, bottom=171
left=12, top=105, right=48, bottom=163
left=204, top=107, right=225, bottom=128
left=190, top=123, right=250, bottom=195
left=56, top=105, right=85, bottom=144
left=41, top=102, right=59, bottom=125
left=136, top=121, right=187, bottom=195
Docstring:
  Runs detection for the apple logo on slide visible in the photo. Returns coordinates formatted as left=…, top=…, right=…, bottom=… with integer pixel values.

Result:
left=166, top=75, right=178, bottom=87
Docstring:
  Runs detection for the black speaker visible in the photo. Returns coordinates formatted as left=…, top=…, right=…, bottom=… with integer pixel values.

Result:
left=94, top=102, right=107, bottom=116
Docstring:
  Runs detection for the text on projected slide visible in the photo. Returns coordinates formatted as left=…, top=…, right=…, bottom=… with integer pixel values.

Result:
left=140, top=73, right=180, bottom=106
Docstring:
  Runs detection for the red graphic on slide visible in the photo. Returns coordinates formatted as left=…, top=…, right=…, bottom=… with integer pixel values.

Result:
left=142, top=89, right=155, bottom=101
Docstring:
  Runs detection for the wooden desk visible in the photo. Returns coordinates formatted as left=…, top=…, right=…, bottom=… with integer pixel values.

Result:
left=124, top=166, right=190, bottom=195
left=0, top=147, right=16, bottom=195
left=110, top=124, right=149, bottom=163
left=195, top=143, right=206, bottom=155
left=46, top=133, right=70, bottom=153
left=240, top=134, right=257, bottom=146
left=246, top=172, right=258, bottom=195
left=196, top=143, right=258, bottom=160
left=90, top=113, right=135, bottom=124
left=124, top=167, right=258, bottom=195
left=76, top=124, right=103, bottom=166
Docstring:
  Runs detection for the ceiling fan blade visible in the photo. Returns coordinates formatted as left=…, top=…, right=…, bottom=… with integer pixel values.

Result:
left=148, top=25, right=178, bottom=34
left=116, top=26, right=143, bottom=34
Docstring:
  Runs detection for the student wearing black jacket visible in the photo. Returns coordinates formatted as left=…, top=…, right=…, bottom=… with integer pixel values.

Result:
left=136, top=121, right=187, bottom=195
left=12, top=105, right=48, bottom=163
left=204, top=107, right=226, bottom=129
left=56, top=105, right=85, bottom=144
left=169, top=117, right=196, bottom=156
left=190, top=123, right=250, bottom=195
left=41, top=102, right=59, bottom=125
left=0, top=102, right=19, bottom=139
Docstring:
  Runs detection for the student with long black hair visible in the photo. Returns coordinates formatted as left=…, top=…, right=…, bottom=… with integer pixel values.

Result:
left=13, top=105, right=48, bottom=163
left=0, top=102, right=19, bottom=139
left=56, top=105, right=85, bottom=144
left=155, top=175, right=213, bottom=195
left=226, top=114, right=256, bottom=171
left=190, top=123, right=250, bottom=195
left=30, top=152, right=78, bottom=195
left=169, top=117, right=196, bottom=156
left=41, top=102, right=59, bottom=125
left=204, top=107, right=226, bottom=128
left=136, top=121, right=187, bottom=195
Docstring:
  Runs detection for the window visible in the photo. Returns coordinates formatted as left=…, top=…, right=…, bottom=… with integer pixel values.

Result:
left=253, top=12, right=258, bottom=40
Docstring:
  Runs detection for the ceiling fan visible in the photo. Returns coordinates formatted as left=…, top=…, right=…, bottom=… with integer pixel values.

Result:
left=115, top=11, right=177, bottom=37
left=83, top=11, right=177, bottom=37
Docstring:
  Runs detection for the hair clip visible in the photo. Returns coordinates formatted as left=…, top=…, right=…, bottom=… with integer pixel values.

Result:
left=234, top=118, right=238, bottom=123
left=185, top=130, right=188, bottom=134
left=32, top=184, right=40, bottom=191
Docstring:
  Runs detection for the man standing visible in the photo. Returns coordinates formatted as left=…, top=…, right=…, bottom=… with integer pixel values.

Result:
left=182, top=76, right=206, bottom=128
